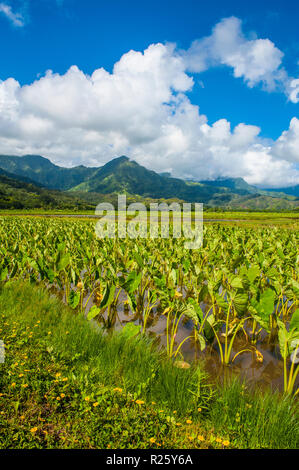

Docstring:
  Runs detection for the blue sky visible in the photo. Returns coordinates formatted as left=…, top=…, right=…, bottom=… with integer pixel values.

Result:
left=0, top=0, right=298, bottom=186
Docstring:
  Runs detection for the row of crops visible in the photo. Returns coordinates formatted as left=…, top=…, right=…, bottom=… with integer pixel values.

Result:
left=0, top=217, right=298, bottom=394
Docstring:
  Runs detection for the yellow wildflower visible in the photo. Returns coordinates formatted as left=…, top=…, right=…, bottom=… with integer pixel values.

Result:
left=30, top=427, right=38, bottom=433
left=198, top=435, right=205, bottom=442
left=136, top=400, right=145, bottom=405
left=222, top=440, right=230, bottom=447
left=174, top=291, right=183, bottom=299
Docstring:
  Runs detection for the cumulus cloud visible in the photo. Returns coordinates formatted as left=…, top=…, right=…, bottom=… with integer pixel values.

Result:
left=0, top=2, right=24, bottom=27
left=183, top=17, right=283, bottom=89
left=0, top=22, right=298, bottom=187
left=272, top=118, right=299, bottom=163
left=183, top=16, right=299, bottom=102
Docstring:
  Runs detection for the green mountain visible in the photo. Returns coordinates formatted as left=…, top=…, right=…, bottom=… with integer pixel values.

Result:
left=0, top=170, right=96, bottom=210
left=0, top=153, right=298, bottom=210
left=70, top=156, right=238, bottom=203
left=71, top=156, right=298, bottom=209
left=0, top=154, right=97, bottom=190
left=261, top=185, right=299, bottom=198
left=0, top=167, right=44, bottom=186
left=198, top=177, right=259, bottom=195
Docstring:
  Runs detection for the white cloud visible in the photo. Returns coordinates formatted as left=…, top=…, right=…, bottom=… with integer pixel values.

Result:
left=289, top=79, right=299, bottom=104
left=272, top=117, right=299, bottom=163
left=0, top=27, right=298, bottom=188
left=183, top=16, right=299, bottom=102
left=0, top=2, right=24, bottom=27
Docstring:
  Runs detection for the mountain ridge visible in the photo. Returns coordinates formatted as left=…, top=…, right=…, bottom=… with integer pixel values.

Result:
left=0, top=154, right=298, bottom=209
left=0, top=154, right=98, bottom=190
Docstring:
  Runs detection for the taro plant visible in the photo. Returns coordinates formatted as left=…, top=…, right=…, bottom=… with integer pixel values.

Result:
left=249, top=288, right=277, bottom=343
left=0, top=215, right=298, bottom=390
left=163, top=305, right=194, bottom=359
left=277, top=309, right=299, bottom=395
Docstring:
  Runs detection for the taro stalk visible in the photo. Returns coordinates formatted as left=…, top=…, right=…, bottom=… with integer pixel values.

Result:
left=211, top=300, right=251, bottom=365
left=120, top=271, right=142, bottom=314
left=122, top=270, right=158, bottom=334
left=209, top=274, right=222, bottom=307
left=267, top=266, right=295, bottom=321
left=68, top=280, right=103, bottom=315
left=277, top=309, right=299, bottom=395
left=164, top=307, right=187, bottom=358
left=209, top=278, right=251, bottom=365
left=242, top=263, right=261, bottom=340
left=121, top=249, right=152, bottom=318
left=87, top=281, right=118, bottom=327
left=54, top=246, right=71, bottom=301
left=141, top=290, right=159, bottom=334
left=161, top=290, right=196, bottom=359
left=183, top=298, right=215, bottom=354
left=281, top=279, right=299, bottom=320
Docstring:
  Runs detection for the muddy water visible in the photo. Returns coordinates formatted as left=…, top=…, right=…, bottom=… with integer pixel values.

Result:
left=68, top=286, right=298, bottom=394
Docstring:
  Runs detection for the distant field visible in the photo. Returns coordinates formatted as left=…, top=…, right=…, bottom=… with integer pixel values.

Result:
left=0, top=208, right=298, bottom=220
left=0, top=210, right=298, bottom=231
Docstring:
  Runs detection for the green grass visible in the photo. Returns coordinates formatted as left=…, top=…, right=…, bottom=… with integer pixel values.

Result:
left=209, top=379, right=299, bottom=449
left=0, top=282, right=298, bottom=449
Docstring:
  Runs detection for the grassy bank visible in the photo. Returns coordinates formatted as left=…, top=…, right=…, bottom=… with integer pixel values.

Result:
left=0, top=282, right=298, bottom=449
